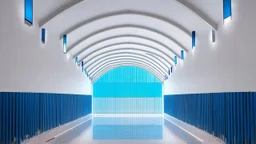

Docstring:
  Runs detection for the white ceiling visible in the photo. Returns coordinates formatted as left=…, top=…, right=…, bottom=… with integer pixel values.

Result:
left=34, top=0, right=223, bottom=83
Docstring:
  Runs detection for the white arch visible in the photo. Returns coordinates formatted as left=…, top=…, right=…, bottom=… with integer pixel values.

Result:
left=92, top=64, right=165, bottom=83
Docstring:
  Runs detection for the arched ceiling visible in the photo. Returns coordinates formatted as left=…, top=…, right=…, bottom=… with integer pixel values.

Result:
left=34, top=0, right=223, bottom=83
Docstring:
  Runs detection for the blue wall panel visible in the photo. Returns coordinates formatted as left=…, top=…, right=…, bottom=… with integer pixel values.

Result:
left=0, top=92, right=91, bottom=144
left=164, top=92, right=256, bottom=144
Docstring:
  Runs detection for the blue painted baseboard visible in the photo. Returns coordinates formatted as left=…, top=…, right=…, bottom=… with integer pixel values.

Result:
left=0, top=92, right=92, bottom=144
left=164, top=92, right=256, bottom=144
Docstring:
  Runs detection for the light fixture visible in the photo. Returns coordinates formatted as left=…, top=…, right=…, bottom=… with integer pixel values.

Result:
left=41, top=28, right=46, bottom=44
left=192, top=31, right=196, bottom=49
left=174, top=56, right=177, bottom=65
left=24, top=0, right=33, bottom=26
left=181, top=50, right=184, bottom=60
left=223, top=0, right=232, bottom=24
left=63, top=35, right=67, bottom=53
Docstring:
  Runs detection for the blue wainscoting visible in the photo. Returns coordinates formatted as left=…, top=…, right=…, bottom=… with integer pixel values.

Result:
left=0, top=92, right=92, bottom=144
left=164, top=92, right=256, bottom=144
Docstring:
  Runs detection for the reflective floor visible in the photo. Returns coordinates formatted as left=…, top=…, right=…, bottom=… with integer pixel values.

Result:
left=49, top=117, right=202, bottom=144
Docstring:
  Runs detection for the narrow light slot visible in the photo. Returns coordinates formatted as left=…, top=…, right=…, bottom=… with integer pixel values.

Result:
left=174, top=56, right=177, bottom=65
left=25, top=0, right=33, bottom=26
left=170, top=67, right=173, bottom=73
left=212, top=30, right=216, bottom=43
left=181, top=50, right=184, bottom=60
left=63, top=35, right=67, bottom=53
left=41, top=28, right=46, bottom=44
left=168, top=70, right=170, bottom=75
left=75, top=57, right=79, bottom=64
left=223, top=0, right=232, bottom=23
left=82, top=61, right=84, bottom=72
left=192, top=31, right=196, bottom=49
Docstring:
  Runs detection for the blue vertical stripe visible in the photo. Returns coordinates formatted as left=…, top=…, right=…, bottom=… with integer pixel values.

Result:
left=192, top=31, right=196, bottom=48
left=63, top=35, right=67, bottom=53
left=174, top=56, right=177, bottom=65
left=25, top=0, right=33, bottom=25
left=181, top=50, right=184, bottom=60
left=223, top=0, right=232, bottom=19
left=41, top=28, right=46, bottom=44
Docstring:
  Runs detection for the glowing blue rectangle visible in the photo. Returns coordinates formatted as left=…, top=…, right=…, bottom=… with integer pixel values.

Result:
left=63, top=35, right=67, bottom=53
left=25, top=0, right=33, bottom=25
left=82, top=61, right=84, bottom=72
left=174, top=56, right=177, bottom=65
left=41, top=28, right=46, bottom=44
left=223, top=0, right=232, bottom=19
left=75, top=57, right=79, bottom=64
left=181, top=50, right=184, bottom=60
left=170, top=67, right=173, bottom=73
left=192, top=31, right=196, bottom=48
left=168, top=70, right=170, bottom=75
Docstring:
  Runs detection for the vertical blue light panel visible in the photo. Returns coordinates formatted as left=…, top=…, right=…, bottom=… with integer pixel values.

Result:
left=25, top=0, right=33, bottom=26
left=174, top=56, right=177, bottom=65
left=192, top=31, right=196, bottom=48
left=41, top=28, right=46, bottom=44
left=223, top=0, right=232, bottom=19
left=82, top=61, right=84, bottom=72
left=181, top=50, right=184, bottom=60
left=63, top=35, right=67, bottom=53
left=170, top=67, right=173, bottom=73
left=75, top=57, right=79, bottom=64
left=168, top=70, right=170, bottom=75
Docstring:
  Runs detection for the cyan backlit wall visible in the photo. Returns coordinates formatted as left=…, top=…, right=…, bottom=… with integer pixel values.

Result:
left=164, top=92, right=256, bottom=144
left=93, top=66, right=162, bottom=114
left=0, top=92, right=92, bottom=144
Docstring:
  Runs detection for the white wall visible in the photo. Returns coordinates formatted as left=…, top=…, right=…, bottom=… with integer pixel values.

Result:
left=164, top=0, right=256, bottom=94
left=0, top=0, right=92, bottom=94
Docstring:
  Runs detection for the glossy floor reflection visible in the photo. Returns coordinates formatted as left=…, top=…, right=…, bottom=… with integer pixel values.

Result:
left=50, top=117, right=200, bottom=144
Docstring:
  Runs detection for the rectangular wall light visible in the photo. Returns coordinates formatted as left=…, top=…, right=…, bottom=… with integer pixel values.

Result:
left=25, top=0, right=33, bottom=26
left=41, top=28, right=46, bottom=44
left=223, top=0, right=232, bottom=21
left=168, top=70, right=170, bottom=75
left=212, top=30, right=216, bottom=43
left=63, top=35, right=67, bottom=53
left=192, top=31, right=196, bottom=49
left=174, top=56, right=177, bottom=65
left=181, top=50, right=184, bottom=60
left=75, top=57, right=79, bottom=64
left=82, top=61, right=84, bottom=72
left=170, top=67, right=173, bottom=73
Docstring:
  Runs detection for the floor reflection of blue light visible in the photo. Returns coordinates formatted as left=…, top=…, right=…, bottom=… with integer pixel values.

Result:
left=93, top=117, right=163, bottom=140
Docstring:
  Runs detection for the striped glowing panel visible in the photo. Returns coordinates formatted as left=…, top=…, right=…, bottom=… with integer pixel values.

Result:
left=41, top=28, right=46, bottom=44
left=93, top=66, right=162, bottom=114
left=192, top=31, right=196, bottom=48
left=223, top=0, right=232, bottom=19
left=63, top=35, right=67, bottom=53
left=25, top=0, right=33, bottom=26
